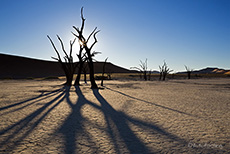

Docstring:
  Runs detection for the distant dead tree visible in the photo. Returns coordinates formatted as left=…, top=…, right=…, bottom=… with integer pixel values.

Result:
left=107, top=71, right=113, bottom=80
left=101, top=57, right=108, bottom=86
left=131, top=59, right=148, bottom=81
left=159, top=61, right=173, bottom=81
left=72, top=7, right=100, bottom=89
left=148, top=69, right=152, bottom=81
left=82, top=63, right=88, bottom=84
left=107, top=73, right=112, bottom=80
left=159, top=65, right=163, bottom=81
left=47, top=35, right=77, bottom=86
left=185, top=65, right=193, bottom=79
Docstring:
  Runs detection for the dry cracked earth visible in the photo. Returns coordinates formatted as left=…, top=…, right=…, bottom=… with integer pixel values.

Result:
left=0, top=78, right=230, bottom=153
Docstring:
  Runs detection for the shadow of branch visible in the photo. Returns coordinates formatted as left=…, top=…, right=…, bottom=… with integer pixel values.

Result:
left=105, top=86, right=198, bottom=118
left=0, top=86, right=68, bottom=153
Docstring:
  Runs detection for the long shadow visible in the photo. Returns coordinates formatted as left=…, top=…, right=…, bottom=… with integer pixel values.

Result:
left=93, top=89, right=151, bottom=153
left=0, top=87, right=64, bottom=112
left=2, top=85, right=227, bottom=153
left=56, top=87, right=138, bottom=153
left=54, top=87, right=189, bottom=153
left=1, top=85, right=190, bottom=153
left=93, top=89, right=191, bottom=153
left=105, top=86, right=198, bottom=118
left=0, top=86, right=69, bottom=153
left=56, top=86, right=101, bottom=154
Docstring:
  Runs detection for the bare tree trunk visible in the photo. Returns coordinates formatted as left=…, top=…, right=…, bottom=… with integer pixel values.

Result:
left=86, top=51, right=98, bottom=89
left=82, top=63, right=88, bottom=84
left=144, top=71, right=147, bottom=81
left=74, top=62, right=83, bottom=86
left=162, top=72, right=166, bottom=81
left=83, top=70, right=87, bottom=84
left=101, top=57, right=108, bottom=86
left=159, top=73, right=162, bottom=81
left=131, top=59, right=148, bottom=81
left=185, top=65, right=193, bottom=79
left=159, top=66, right=163, bottom=81
left=159, top=61, right=173, bottom=81
left=188, top=72, right=191, bottom=79
left=72, top=7, right=100, bottom=89
left=47, top=35, right=76, bottom=86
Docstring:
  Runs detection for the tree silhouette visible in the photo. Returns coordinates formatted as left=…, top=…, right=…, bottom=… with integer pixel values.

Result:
left=148, top=69, right=152, bottom=81
left=72, top=7, right=100, bottom=89
left=159, top=61, right=173, bottom=81
left=101, top=57, right=108, bottom=86
left=82, top=63, right=88, bottom=84
left=74, top=44, right=87, bottom=86
left=185, top=65, right=193, bottom=79
left=131, top=59, right=148, bottom=81
left=47, top=35, right=77, bottom=86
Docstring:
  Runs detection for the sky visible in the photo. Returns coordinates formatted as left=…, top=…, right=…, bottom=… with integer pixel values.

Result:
left=0, top=0, right=229, bottom=72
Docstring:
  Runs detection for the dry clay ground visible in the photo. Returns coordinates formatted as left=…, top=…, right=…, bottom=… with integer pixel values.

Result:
left=0, top=78, right=230, bottom=154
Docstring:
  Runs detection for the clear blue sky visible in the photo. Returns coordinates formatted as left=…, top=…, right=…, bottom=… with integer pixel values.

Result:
left=0, top=0, right=229, bottom=72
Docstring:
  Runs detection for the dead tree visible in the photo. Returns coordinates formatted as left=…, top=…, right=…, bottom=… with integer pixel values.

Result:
left=159, top=61, right=173, bottom=81
left=82, top=63, right=88, bottom=84
left=185, top=65, right=193, bottom=79
left=47, top=35, right=76, bottom=86
left=107, top=71, right=112, bottom=80
left=148, top=69, right=152, bottom=81
left=72, top=7, right=100, bottom=89
left=75, top=48, right=100, bottom=86
left=74, top=44, right=87, bottom=86
left=101, top=57, right=108, bottom=86
left=131, top=59, right=148, bottom=81
left=159, top=66, right=163, bottom=80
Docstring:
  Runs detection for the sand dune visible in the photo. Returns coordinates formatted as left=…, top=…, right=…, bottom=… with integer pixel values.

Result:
left=0, top=78, right=229, bottom=153
left=0, top=53, right=133, bottom=79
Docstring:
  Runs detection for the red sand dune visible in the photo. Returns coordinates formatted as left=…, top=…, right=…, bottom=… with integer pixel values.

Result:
left=0, top=53, right=132, bottom=79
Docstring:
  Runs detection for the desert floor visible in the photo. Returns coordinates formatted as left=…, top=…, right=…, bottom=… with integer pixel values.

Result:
left=0, top=78, right=230, bottom=153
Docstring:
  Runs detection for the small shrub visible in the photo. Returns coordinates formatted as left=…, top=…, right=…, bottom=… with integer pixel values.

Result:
left=43, top=76, right=59, bottom=80
left=95, top=75, right=108, bottom=80
left=1, top=77, right=13, bottom=80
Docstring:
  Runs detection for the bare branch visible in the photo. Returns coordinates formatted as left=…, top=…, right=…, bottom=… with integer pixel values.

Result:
left=51, top=56, right=59, bottom=61
left=47, top=35, right=61, bottom=61
left=86, top=27, right=97, bottom=43
left=91, top=51, right=101, bottom=57
left=70, top=38, right=76, bottom=57
left=57, top=35, right=68, bottom=58
left=80, top=7, right=86, bottom=32
left=90, top=30, right=100, bottom=50
left=72, top=27, right=86, bottom=44
left=185, top=65, right=193, bottom=72
left=72, top=26, right=81, bottom=35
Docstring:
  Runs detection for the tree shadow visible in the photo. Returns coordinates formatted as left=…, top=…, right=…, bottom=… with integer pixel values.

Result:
left=0, top=86, right=69, bottom=153
left=93, top=89, right=188, bottom=153
left=56, top=86, right=101, bottom=154
left=53, top=87, right=188, bottom=153
left=1, top=85, right=190, bottom=153
left=0, top=87, right=64, bottom=116
left=93, top=89, right=151, bottom=153
left=104, top=86, right=198, bottom=118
